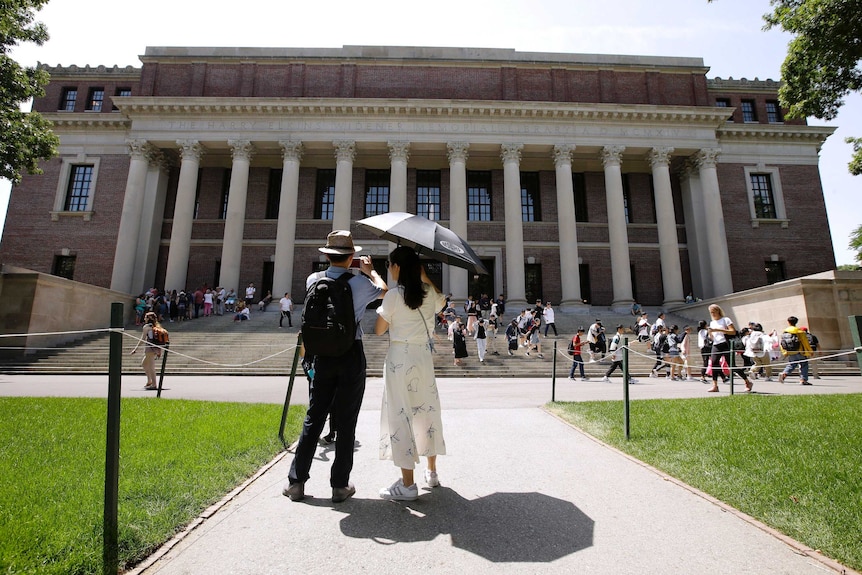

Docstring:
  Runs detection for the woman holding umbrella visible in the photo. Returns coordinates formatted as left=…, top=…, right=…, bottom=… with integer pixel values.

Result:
left=375, top=246, right=448, bottom=501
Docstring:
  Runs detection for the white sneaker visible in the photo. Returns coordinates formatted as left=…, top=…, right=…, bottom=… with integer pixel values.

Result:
left=628, top=378, right=639, bottom=384
left=581, top=377, right=589, bottom=381
left=650, top=370, right=658, bottom=378
left=601, top=376, right=610, bottom=382
left=424, top=469, right=440, bottom=488
left=379, top=478, right=419, bottom=501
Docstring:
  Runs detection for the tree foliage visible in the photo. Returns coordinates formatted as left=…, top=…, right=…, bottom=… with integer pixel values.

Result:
left=850, top=224, right=862, bottom=263
left=0, top=0, right=58, bottom=184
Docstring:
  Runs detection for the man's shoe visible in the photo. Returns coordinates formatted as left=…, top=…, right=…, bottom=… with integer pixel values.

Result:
left=379, top=478, right=418, bottom=501
left=318, top=433, right=335, bottom=446
left=601, top=376, right=610, bottom=382
left=778, top=373, right=787, bottom=384
left=332, top=483, right=356, bottom=503
left=801, top=381, right=812, bottom=386
left=424, top=469, right=440, bottom=488
left=283, top=481, right=305, bottom=501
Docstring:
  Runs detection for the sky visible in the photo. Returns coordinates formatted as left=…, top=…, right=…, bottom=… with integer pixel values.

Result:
left=2, top=0, right=859, bottom=265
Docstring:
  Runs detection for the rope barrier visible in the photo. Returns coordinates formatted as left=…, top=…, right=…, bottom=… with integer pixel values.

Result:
left=121, top=332, right=299, bottom=368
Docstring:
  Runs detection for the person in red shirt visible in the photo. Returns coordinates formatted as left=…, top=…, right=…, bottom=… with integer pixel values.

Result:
left=568, top=327, right=588, bottom=380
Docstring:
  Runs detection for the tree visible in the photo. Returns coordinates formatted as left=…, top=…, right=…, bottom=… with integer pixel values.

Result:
left=0, top=0, right=58, bottom=184
left=710, top=0, right=862, bottom=175
left=850, top=224, right=862, bottom=264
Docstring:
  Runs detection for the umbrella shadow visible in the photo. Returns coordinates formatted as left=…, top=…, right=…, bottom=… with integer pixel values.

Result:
left=337, top=487, right=593, bottom=562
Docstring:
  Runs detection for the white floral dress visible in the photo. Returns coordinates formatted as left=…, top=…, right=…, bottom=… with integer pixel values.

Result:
left=377, top=285, right=447, bottom=469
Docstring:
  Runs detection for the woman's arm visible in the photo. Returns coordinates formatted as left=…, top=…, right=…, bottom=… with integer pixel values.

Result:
left=375, top=315, right=389, bottom=336
left=131, top=325, right=150, bottom=354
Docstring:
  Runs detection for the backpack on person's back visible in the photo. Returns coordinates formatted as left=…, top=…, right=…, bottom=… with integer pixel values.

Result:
left=301, top=272, right=356, bottom=357
left=750, top=333, right=764, bottom=353
left=148, top=324, right=170, bottom=345
left=780, top=331, right=801, bottom=352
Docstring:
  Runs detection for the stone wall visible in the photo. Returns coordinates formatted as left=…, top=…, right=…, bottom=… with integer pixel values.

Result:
left=0, top=266, right=136, bottom=356
left=669, top=270, right=862, bottom=353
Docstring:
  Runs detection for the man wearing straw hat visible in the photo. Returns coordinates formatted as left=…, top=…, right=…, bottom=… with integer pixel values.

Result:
left=284, top=230, right=387, bottom=503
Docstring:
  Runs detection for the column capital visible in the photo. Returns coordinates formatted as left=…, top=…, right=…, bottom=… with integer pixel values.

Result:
left=647, top=147, right=675, bottom=169
left=176, top=140, right=205, bottom=162
left=333, top=140, right=356, bottom=162
left=126, top=139, right=151, bottom=159
left=387, top=141, right=410, bottom=163
left=228, top=139, right=255, bottom=162
left=279, top=140, right=304, bottom=162
left=500, top=143, right=523, bottom=165
left=695, top=148, right=721, bottom=169
left=600, top=145, right=626, bottom=167
left=446, top=142, right=469, bottom=164
left=552, top=144, right=576, bottom=167
left=146, top=148, right=172, bottom=171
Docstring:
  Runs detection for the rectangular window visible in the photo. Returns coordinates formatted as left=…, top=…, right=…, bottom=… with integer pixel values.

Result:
left=364, top=169, right=390, bottom=217
left=750, top=173, right=777, bottom=219
left=64, top=165, right=94, bottom=211
left=219, top=170, right=231, bottom=220
left=112, top=87, right=131, bottom=111
left=715, top=98, right=730, bottom=107
left=622, top=174, right=632, bottom=224
left=579, top=263, right=591, bottom=305
left=741, top=99, right=757, bottom=122
left=520, top=172, right=541, bottom=222
left=266, top=169, right=282, bottom=220
left=314, top=169, right=336, bottom=220
left=765, top=261, right=787, bottom=285
left=60, top=88, right=77, bottom=111
left=766, top=100, right=783, bottom=123
left=525, top=264, right=543, bottom=305
left=467, top=171, right=492, bottom=221
left=86, top=88, right=104, bottom=112
left=52, top=255, right=76, bottom=280
left=573, top=172, right=588, bottom=222
left=416, top=170, right=441, bottom=221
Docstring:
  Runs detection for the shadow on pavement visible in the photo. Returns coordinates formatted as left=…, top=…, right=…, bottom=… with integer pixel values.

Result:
left=335, top=487, right=594, bottom=562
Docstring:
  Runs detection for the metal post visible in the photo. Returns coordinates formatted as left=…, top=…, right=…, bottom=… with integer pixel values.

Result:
left=103, top=302, right=123, bottom=575
left=729, top=338, right=735, bottom=396
left=551, top=340, right=557, bottom=402
left=279, top=333, right=303, bottom=447
left=849, top=316, right=862, bottom=376
left=623, top=337, right=630, bottom=440
left=156, top=343, right=169, bottom=398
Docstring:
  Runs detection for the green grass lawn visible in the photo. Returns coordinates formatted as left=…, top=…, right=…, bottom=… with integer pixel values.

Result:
left=0, top=397, right=305, bottom=575
left=547, top=394, right=862, bottom=571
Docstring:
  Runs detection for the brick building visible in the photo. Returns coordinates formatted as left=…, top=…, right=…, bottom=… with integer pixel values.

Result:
left=0, top=46, right=837, bottom=310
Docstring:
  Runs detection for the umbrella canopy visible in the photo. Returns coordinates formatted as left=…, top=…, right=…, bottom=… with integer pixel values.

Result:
left=357, top=212, right=489, bottom=275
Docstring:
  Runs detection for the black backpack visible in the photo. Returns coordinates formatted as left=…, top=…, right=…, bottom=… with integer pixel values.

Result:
left=781, top=331, right=801, bottom=352
left=301, top=273, right=356, bottom=357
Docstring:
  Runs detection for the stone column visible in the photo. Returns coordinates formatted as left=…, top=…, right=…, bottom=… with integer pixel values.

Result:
left=502, top=143, right=527, bottom=308
left=133, top=151, right=171, bottom=294
left=553, top=144, right=584, bottom=310
left=332, top=140, right=355, bottom=231
left=696, top=148, right=733, bottom=297
left=601, top=145, right=634, bottom=309
left=678, top=160, right=709, bottom=299
left=273, top=140, right=303, bottom=298
left=447, top=142, right=469, bottom=299
left=110, top=139, right=153, bottom=294
left=648, top=147, right=685, bottom=306
left=218, top=139, right=255, bottom=294
left=388, top=141, right=409, bottom=213
left=164, top=140, right=204, bottom=292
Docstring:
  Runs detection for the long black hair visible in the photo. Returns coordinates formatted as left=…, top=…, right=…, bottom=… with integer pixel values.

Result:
left=390, top=246, right=425, bottom=310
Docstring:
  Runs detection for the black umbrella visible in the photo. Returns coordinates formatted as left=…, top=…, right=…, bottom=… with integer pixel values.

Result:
left=357, top=212, right=489, bottom=275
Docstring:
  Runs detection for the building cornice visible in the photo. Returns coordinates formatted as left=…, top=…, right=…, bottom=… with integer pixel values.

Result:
left=717, top=123, right=836, bottom=146
left=42, top=114, right=132, bottom=130
left=38, top=63, right=141, bottom=80
left=707, top=77, right=782, bottom=93
left=112, top=97, right=732, bottom=127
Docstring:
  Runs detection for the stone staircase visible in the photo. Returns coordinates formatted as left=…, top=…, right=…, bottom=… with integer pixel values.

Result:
left=1, top=307, right=856, bottom=378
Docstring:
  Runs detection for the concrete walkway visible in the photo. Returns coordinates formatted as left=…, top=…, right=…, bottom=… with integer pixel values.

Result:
left=2, top=373, right=860, bottom=575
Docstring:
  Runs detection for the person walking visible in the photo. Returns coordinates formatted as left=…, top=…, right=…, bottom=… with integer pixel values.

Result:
left=745, top=322, right=773, bottom=380
left=505, top=319, right=520, bottom=356
left=452, top=317, right=469, bottom=365
left=696, top=319, right=713, bottom=383
left=375, top=246, right=447, bottom=501
left=778, top=316, right=814, bottom=385
left=800, top=326, right=821, bottom=379
left=487, top=313, right=499, bottom=355
left=474, top=318, right=488, bottom=362
left=568, top=327, right=588, bottom=380
left=525, top=317, right=544, bottom=358
left=707, top=304, right=753, bottom=393
left=279, top=292, right=294, bottom=328
left=130, top=311, right=163, bottom=390
left=543, top=302, right=558, bottom=337
left=283, top=230, right=387, bottom=503
left=602, top=324, right=637, bottom=383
